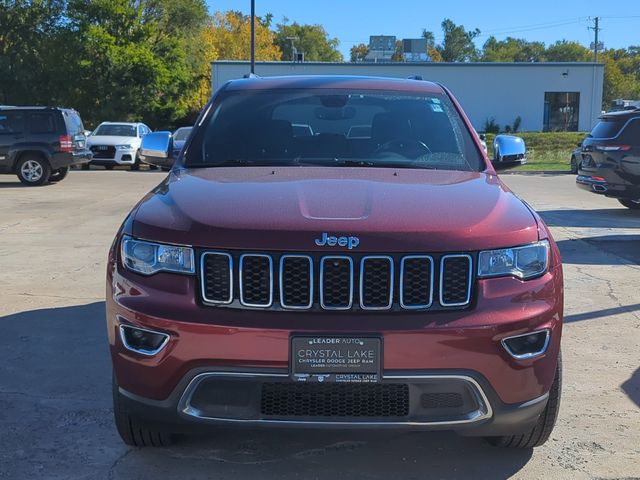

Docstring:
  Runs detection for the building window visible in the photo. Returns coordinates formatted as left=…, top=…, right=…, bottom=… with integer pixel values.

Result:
left=543, top=92, right=580, bottom=131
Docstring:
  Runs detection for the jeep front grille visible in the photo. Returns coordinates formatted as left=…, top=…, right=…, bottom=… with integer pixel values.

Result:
left=200, top=251, right=473, bottom=311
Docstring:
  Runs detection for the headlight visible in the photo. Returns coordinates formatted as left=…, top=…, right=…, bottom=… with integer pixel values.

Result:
left=121, top=236, right=195, bottom=275
left=116, top=144, right=134, bottom=150
left=478, top=240, right=549, bottom=280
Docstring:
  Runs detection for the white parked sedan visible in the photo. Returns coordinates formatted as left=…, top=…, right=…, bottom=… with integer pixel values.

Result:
left=85, top=122, right=151, bottom=170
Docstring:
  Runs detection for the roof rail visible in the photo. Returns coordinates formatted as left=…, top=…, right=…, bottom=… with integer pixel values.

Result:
left=407, top=75, right=423, bottom=80
left=243, top=73, right=261, bottom=79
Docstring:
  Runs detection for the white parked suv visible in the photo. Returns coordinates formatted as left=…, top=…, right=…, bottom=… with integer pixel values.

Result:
left=85, top=122, right=152, bottom=170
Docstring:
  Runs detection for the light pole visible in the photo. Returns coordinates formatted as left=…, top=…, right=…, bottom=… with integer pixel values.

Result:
left=250, top=0, right=255, bottom=74
left=286, top=36, right=299, bottom=61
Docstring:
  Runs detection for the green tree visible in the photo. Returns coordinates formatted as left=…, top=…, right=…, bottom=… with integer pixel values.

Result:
left=600, top=50, right=640, bottom=108
left=274, top=22, right=343, bottom=62
left=0, top=0, right=66, bottom=104
left=545, top=40, right=591, bottom=62
left=63, top=0, right=209, bottom=127
left=350, top=43, right=369, bottom=62
left=482, top=37, right=545, bottom=62
left=423, top=19, right=480, bottom=62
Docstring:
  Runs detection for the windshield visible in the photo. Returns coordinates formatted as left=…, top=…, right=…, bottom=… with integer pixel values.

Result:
left=173, top=127, right=192, bottom=141
left=184, top=89, right=484, bottom=171
left=93, top=124, right=136, bottom=137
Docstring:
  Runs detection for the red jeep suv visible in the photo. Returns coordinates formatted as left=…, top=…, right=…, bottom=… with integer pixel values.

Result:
left=106, top=76, right=563, bottom=449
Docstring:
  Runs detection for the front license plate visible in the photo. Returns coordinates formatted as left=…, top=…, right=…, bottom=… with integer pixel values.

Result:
left=290, top=336, right=381, bottom=383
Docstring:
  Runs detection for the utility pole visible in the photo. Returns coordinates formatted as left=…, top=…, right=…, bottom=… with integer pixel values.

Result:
left=250, top=0, right=255, bottom=74
left=589, top=16, right=601, bottom=62
left=286, top=36, right=298, bottom=61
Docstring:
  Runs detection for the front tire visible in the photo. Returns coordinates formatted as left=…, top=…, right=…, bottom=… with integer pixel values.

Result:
left=50, top=166, right=69, bottom=182
left=16, top=155, right=51, bottom=186
left=130, top=153, right=141, bottom=171
left=486, top=351, right=562, bottom=448
left=618, top=199, right=640, bottom=210
left=112, top=374, right=175, bottom=447
left=570, top=156, right=578, bottom=174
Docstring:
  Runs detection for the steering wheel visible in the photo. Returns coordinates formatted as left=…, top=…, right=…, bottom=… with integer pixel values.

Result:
left=374, top=139, right=431, bottom=159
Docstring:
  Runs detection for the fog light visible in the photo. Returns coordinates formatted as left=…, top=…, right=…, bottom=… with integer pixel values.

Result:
left=501, top=330, right=550, bottom=359
left=119, top=325, right=169, bottom=356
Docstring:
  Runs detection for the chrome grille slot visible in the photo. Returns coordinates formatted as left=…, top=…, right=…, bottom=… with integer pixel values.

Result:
left=440, top=254, right=472, bottom=306
left=320, top=256, right=353, bottom=310
left=239, top=254, right=273, bottom=307
left=201, top=252, right=233, bottom=304
left=400, top=256, right=434, bottom=309
left=360, top=256, right=394, bottom=310
left=280, top=255, right=313, bottom=309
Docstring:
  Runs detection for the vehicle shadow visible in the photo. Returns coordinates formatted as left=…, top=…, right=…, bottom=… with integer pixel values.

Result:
left=555, top=235, right=640, bottom=266
left=621, top=367, right=640, bottom=409
left=119, top=428, right=533, bottom=479
left=539, top=209, right=640, bottom=229
left=0, top=181, right=30, bottom=189
left=564, top=303, right=640, bottom=323
left=0, top=302, right=534, bottom=479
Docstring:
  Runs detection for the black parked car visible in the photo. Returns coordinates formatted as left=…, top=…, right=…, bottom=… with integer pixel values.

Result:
left=576, top=108, right=640, bottom=209
left=0, top=106, right=92, bottom=185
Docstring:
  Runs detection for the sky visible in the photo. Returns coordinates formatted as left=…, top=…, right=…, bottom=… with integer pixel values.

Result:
left=206, top=0, right=640, bottom=58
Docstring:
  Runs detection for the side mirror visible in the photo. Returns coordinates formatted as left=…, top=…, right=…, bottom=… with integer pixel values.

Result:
left=492, top=135, right=527, bottom=170
left=140, top=131, right=174, bottom=168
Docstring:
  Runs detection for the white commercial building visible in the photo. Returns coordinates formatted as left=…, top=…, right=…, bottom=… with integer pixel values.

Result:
left=211, top=61, right=604, bottom=132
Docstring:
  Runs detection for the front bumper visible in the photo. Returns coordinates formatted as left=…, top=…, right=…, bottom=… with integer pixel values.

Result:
left=107, top=250, right=563, bottom=434
left=116, top=367, right=549, bottom=436
left=89, top=149, right=137, bottom=165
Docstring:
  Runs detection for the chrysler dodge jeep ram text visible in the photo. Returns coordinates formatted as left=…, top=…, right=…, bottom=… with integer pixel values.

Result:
left=107, top=76, right=563, bottom=449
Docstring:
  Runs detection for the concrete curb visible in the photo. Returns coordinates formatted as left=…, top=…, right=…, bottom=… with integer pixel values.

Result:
left=502, top=170, right=573, bottom=175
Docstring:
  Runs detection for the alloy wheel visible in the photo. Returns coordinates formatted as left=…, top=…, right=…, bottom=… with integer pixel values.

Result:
left=20, top=160, right=43, bottom=182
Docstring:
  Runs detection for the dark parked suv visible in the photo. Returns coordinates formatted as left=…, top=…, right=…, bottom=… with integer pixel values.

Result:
left=0, top=106, right=92, bottom=185
left=107, top=76, right=562, bottom=449
left=576, top=108, right=640, bottom=209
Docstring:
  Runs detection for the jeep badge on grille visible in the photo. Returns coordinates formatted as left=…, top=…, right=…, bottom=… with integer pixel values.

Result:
left=314, top=232, right=360, bottom=249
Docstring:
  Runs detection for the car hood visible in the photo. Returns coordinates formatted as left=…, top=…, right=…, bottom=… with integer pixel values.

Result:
left=131, top=167, right=538, bottom=252
left=87, top=135, right=139, bottom=146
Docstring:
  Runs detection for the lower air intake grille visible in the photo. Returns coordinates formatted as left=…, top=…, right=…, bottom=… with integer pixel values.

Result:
left=261, top=383, right=410, bottom=418
left=420, top=392, right=464, bottom=409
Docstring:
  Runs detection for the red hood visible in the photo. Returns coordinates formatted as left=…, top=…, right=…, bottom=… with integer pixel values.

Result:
left=131, top=167, right=538, bottom=252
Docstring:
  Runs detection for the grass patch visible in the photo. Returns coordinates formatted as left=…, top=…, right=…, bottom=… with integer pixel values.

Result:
left=484, top=132, right=586, bottom=171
